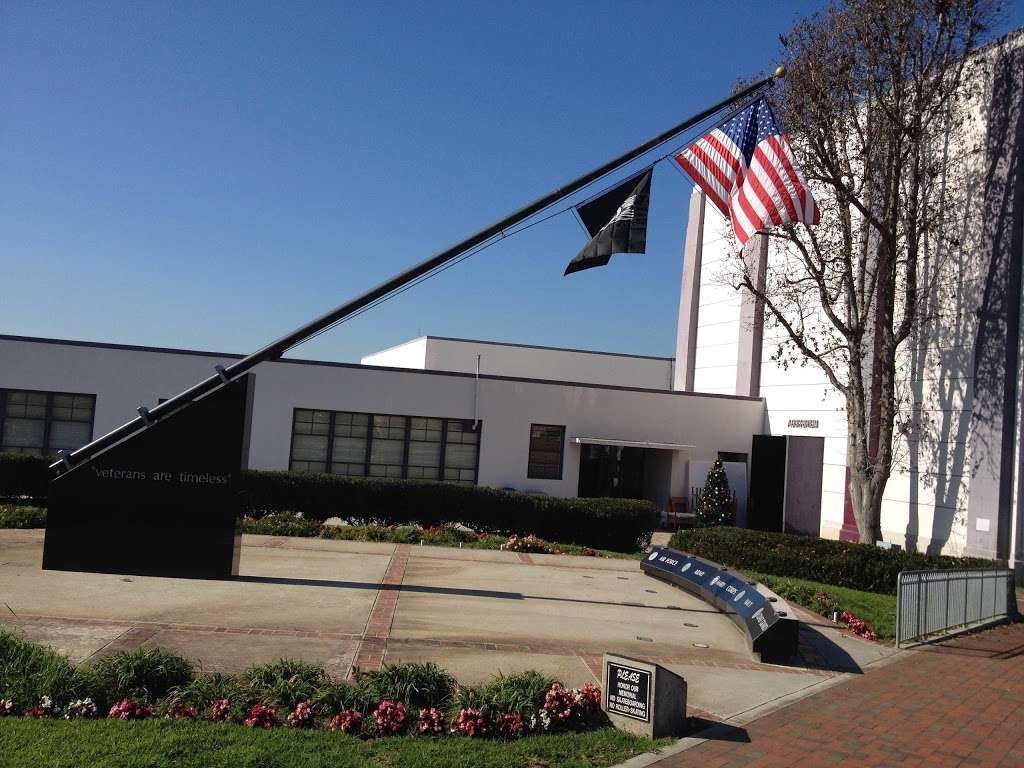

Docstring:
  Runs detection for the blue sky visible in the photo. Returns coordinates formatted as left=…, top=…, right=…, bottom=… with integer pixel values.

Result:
left=3, top=1, right=1021, bottom=363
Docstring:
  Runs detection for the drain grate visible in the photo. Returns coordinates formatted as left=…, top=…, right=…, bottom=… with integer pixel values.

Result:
left=636, top=635, right=654, bottom=643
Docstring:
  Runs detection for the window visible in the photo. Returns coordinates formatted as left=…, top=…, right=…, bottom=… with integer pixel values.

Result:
left=443, top=419, right=480, bottom=484
left=288, top=408, right=481, bottom=485
left=0, top=389, right=96, bottom=456
left=527, top=424, right=565, bottom=480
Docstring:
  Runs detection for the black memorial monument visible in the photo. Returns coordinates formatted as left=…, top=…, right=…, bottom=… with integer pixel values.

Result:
left=641, top=547, right=798, bottom=662
left=43, top=375, right=253, bottom=579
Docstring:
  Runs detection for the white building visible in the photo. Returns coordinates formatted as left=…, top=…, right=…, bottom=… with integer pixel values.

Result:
left=0, top=334, right=762, bottom=517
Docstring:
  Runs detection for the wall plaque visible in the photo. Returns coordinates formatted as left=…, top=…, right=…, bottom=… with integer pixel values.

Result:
left=786, top=419, right=819, bottom=429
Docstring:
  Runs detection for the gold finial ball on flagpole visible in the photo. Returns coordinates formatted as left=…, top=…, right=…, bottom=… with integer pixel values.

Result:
left=774, top=65, right=787, bottom=79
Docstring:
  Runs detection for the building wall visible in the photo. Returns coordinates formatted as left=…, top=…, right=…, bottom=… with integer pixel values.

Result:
left=679, top=30, right=1024, bottom=567
left=364, top=336, right=675, bottom=391
left=0, top=336, right=764, bottom=504
left=359, top=338, right=428, bottom=370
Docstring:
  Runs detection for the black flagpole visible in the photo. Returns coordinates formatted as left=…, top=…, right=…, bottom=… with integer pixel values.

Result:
left=52, top=73, right=777, bottom=474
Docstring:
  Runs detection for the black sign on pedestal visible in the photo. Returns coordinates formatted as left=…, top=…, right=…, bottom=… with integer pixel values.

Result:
left=606, top=661, right=651, bottom=722
left=42, top=375, right=254, bottom=580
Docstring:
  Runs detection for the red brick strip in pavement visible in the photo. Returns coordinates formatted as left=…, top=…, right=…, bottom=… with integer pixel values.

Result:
left=81, top=626, right=159, bottom=662
left=652, top=621, right=1024, bottom=768
left=351, top=544, right=411, bottom=673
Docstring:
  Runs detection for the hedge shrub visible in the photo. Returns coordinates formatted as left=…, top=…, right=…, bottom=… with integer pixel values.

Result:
left=0, top=453, right=50, bottom=502
left=0, top=455, right=658, bottom=552
left=241, top=471, right=657, bottom=552
left=0, top=505, right=47, bottom=529
left=668, top=526, right=996, bottom=594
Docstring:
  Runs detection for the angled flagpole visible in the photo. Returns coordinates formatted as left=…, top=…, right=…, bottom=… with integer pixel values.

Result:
left=52, top=73, right=779, bottom=474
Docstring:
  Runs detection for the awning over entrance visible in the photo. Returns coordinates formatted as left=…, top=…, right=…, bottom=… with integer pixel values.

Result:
left=569, top=436, right=695, bottom=451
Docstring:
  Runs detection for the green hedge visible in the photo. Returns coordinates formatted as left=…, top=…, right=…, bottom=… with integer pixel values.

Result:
left=0, top=454, right=50, bottom=503
left=668, top=526, right=996, bottom=594
left=241, top=471, right=658, bottom=552
left=0, top=455, right=658, bottom=552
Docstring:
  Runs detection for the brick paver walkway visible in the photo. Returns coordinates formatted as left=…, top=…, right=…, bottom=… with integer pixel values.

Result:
left=654, top=621, right=1024, bottom=768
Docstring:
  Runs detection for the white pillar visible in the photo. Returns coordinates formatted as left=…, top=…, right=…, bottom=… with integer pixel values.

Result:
left=673, top=189, right=706, bottom=392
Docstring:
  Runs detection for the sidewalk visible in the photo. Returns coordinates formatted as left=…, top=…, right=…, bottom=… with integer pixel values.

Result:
left=648, top=620, right=1024, bottom=768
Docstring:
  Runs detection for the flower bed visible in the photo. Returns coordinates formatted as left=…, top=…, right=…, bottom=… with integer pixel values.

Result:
left=0, top=631, right=607, bottom=740
left=241, top=513, right=632, bottom=558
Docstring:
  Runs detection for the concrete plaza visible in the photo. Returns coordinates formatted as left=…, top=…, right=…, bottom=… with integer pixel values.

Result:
left=1, top=529, right=892, bottom=722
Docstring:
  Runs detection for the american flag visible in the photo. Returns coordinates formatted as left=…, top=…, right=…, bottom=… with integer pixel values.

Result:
left=675, top=97, right=819, bottom=247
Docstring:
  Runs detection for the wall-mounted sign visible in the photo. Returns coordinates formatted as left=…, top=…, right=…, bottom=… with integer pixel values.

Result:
left=786, top=419, right=819, bottom=429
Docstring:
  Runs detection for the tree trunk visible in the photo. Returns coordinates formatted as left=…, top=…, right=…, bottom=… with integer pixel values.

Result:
left=846, top=410, right=884, bottom=544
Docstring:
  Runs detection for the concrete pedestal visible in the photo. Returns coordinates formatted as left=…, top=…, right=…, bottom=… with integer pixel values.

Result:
left=602, top=653, right=687, bottom=738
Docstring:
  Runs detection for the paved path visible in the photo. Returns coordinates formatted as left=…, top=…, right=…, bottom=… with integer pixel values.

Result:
left=0, top=529, right=890, bottom=722
left=652, top=620, right=1024, bottom=768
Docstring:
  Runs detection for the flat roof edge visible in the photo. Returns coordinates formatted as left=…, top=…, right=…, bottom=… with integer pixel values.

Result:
left=0, top=333, right=763, bottom=403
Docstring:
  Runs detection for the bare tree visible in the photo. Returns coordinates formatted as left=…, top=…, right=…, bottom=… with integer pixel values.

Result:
left=734, top=0, right=998, bottom=543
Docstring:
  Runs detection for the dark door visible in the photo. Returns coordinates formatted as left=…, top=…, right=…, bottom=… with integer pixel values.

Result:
left=748, top=435, right=786, bottom=531
left=578, top=445, right=646, bottom=498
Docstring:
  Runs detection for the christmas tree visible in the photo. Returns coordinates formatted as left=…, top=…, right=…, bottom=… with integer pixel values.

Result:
left=694, top=458, right=735, bottom=527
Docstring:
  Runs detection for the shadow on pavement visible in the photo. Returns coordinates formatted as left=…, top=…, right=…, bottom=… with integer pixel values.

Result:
left=777, top=624, right=866, bottom=674
left=686, top=719, right=751, bottom=743
left=236, top=575, right=725, bottom=614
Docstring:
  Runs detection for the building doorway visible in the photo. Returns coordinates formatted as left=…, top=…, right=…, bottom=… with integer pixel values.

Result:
left=577, top=444, right=646, bottom=499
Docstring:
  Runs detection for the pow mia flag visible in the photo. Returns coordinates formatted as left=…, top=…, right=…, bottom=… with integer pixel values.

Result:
left=564, top=168, right=652, bottom=276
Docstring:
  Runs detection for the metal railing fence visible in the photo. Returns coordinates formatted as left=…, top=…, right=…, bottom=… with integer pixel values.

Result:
left=896, top=568, right=1017, bottom=647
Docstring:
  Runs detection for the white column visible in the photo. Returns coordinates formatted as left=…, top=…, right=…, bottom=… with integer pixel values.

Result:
left=673, top=189, right=706, bottom=392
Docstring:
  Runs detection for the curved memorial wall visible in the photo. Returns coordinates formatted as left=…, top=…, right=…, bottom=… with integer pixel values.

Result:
left=641, top=547, right=798, bottom=663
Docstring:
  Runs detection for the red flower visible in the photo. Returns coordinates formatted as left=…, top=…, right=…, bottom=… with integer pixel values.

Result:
left=286, top=699, right=315, bottom=728
left=107, top=699, right=155, bottom=720
left=417, top=707, right=446, bottom=735
left=209, top=698, right=232, bottom=723
left=839, top=610, right=879, bottom=641
left=453, top=707, right=487, bottom=737
left=498, top=713, right=525, bottom=738
left=372, top=700, right=407, bottom=735
left=327, top=708, right=364, bottom=734
left=243, top=703, right=279, bottom=728
left=165, top=702, right=198, bottom=719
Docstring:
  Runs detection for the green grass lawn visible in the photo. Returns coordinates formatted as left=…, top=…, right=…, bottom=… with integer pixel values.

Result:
left=0, top=718, right=669, bottom=768
left=742, top=569, right=897, bottom=641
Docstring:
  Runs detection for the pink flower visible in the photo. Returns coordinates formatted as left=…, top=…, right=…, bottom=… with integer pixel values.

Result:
left=0, top=699, right=12, bottom=717
left=372, top=700, right=407, bottom=735
left=243, top=703, right=278, bottom=728
left=327, top=708, right=364, bottom=734
left=453, top=707, right=487, bottom=737
left=417, top=707, right=445, bottom=735
left=286, top=700, right=315, bottom=728
left=209, top=698, right=232, bottom=723
left=108, top=699, right=155, bottom=720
